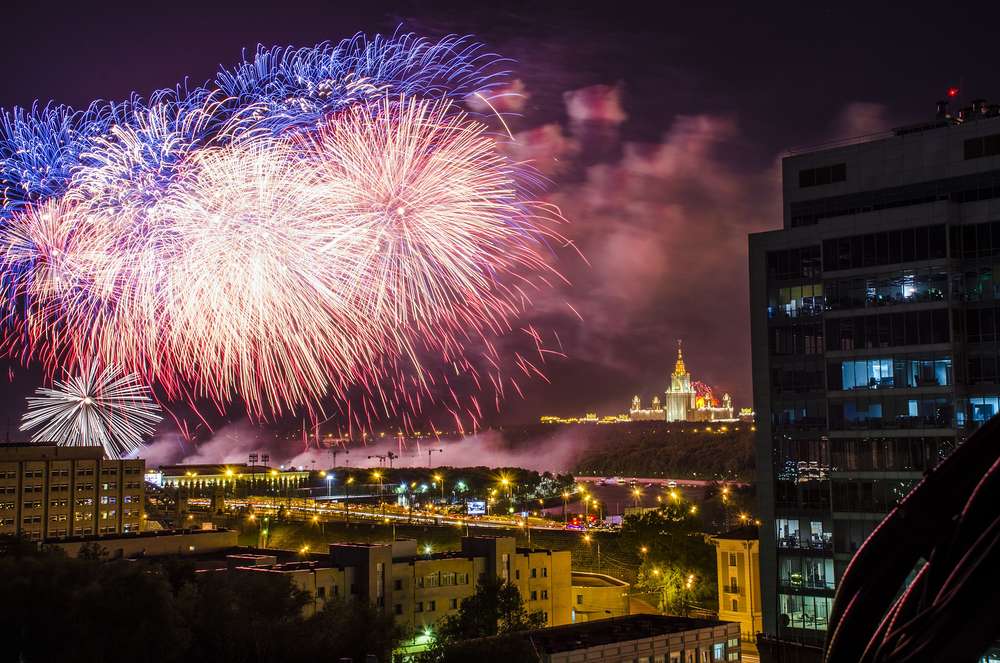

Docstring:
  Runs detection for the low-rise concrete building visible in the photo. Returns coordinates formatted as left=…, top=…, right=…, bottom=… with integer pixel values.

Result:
left=466, top=614, right=741, bottom=662
left=223, top=536, right=572, bottom=638
left=571, top=571, right=630, bottom=622
left=51, top=527, right=239, bottom=558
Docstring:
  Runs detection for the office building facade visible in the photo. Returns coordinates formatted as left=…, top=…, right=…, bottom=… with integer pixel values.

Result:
left=0, top=444, right=145, bottom=541
left=749, top=100, right=1000, bottom=643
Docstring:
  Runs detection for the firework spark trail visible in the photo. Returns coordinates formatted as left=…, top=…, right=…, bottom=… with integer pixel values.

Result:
left=20, top=363, right=162, bottom=459
left=0, top=33, right=577, bottom=435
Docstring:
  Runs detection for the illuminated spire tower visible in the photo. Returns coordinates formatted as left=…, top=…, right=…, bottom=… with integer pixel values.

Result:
left=664, top=339, right=697, bottom=421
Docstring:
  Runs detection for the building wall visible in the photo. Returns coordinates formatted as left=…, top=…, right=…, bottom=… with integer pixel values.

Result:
left=711, top=538, right=762, bottom=645
left=317, top=538, right=572, bottom=638
left=394, top=556, right=480, bottom=632
left=546, top=623, right=740, bottom=663
left=512, top=549, right=573, bottom=626
left=0, top=445, right=143, bottom=542
left=749, top=111, right=1000, bottom=643
left=53, top=529, right=238, bottom=557
left=570, top=572, right=630, bottom=622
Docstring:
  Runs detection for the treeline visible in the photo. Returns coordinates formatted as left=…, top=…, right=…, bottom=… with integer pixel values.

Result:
left=568, top=424, right=754, bottom=479
left=0, top=542, right=400, bottom=663
left=335, top=466, right=575, bottom=498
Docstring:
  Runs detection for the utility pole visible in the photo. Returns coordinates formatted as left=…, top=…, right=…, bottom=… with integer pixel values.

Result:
left=427, top=448, right=442, bottom=467
left=331, top=447, right=348, bottom=468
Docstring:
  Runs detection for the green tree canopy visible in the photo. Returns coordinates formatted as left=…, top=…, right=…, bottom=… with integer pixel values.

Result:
left=418, top=575, right=546, bottom=662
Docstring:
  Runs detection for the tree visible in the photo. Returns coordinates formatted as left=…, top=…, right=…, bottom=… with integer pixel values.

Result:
left=418, top=575, right=546, bottom=662
left=302, top=597, right=403, bottom=662
left=621, top=500, right=718, bottom=613
left=0, top=547, right=403, bottom=663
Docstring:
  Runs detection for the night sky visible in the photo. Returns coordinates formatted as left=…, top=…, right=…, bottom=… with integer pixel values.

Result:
left=2, top=1, right=999, bottom=430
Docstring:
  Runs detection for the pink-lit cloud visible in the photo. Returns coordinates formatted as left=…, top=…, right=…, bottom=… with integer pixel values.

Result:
left=466, top=78, right=530, bottom=113
left=563, top=84, right=627, bottom=124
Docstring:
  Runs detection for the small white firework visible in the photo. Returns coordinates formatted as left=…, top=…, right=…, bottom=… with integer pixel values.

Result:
left=20, top=364, right=162, bottom=459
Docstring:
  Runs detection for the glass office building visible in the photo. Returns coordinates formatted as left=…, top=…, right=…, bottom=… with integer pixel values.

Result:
left=749, top=100, right=1000, bottom=644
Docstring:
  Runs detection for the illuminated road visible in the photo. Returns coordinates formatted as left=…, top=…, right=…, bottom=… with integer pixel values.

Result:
left=224, top=496, right=572, bottom=532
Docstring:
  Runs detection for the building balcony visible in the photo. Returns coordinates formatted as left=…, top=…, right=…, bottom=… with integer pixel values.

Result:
left=779, top=575, right=836, bottom=592
left=777, top=536, right=833, bottom=554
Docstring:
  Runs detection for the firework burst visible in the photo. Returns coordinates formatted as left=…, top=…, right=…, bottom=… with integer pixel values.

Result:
left=0, top=32, right=571, bottom=433
left=20, top=364, right=162, bottom=459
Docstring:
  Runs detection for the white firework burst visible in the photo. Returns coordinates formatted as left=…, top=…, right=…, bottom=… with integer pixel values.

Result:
left=20, top=364, right=162, bottom=459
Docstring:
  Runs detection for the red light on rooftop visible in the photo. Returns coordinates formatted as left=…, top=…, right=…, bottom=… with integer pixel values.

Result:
left=947, top=87, right=960, bottom=98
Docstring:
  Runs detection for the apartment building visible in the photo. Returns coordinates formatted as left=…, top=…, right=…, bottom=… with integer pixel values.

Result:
left=749, top=97, right=1000, bottom=644
left=225, top=536, right=572, bottom=639
left=0, top=444, right=144, bottom=541
left=709, top=525, right=761, bottom=648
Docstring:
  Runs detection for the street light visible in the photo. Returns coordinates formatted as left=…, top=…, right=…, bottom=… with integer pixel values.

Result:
left=632, top=487, right=642, bottom=508
left=561, top=491, right=569, bottom=525
left=433, top=473, right=444, bottom=503
left=325, top=472, right=334, bottom=498
left=345, top=476, right=354, bottom=525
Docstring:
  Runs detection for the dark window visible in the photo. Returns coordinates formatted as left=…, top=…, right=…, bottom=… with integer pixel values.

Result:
left=825, top=309, right=949, bottom=351
left=822, top=225, right=946, bottom=271
left=767, top=246, right=822, bottom=280
left=393, top=579, right=402, bottom=591
left=791, top=169, right=1000, bottom=227
left=799, top=163, right=847, bottom=188
left=394, top=604, right=403, bottom=615
left=965, top=134, right=1000, bottom=160
left=830, top=436, right=953, bottom=472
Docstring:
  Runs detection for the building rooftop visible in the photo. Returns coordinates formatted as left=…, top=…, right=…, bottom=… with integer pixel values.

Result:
left=158, top=463, right=308, bottom=476
left=713, top=525, right=759, bottom=541
left=0, top=443, right=109, bottom=461
left=525, top=614, right=729, bottom=654
left=571, top=571, right=629, bottom=588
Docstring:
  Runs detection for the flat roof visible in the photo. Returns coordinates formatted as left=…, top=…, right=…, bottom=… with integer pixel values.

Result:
left=0, top=444, right=108, bottom=461
left=571, top=572, right=629, bottom=588
left=526, top=614, right=730, bottom=654
left=158, top=464, right=308, bottom=476
left=714, top=525, right=759, bottom=541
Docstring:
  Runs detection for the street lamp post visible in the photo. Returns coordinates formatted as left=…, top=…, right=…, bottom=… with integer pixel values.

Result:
left=326, top=473, right=334, bottom=498
left=433, top=473, right=444, bottom=503
left=373, top=471, right=384, bottom=520
left=562, top=491, right=569, bottom=525
left=345, top=476, right=354, bottom=526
